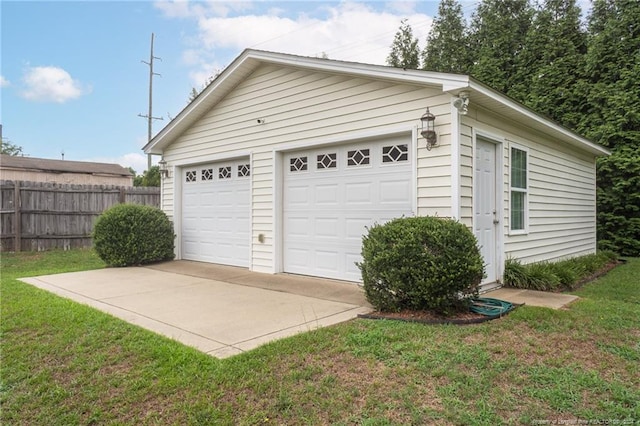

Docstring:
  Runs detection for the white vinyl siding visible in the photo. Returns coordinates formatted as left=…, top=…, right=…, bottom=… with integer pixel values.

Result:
left=461, top=111, right=597, bottom=266
left=510, top=142, right=596, bottom=262
left=459, top=123, right=474, bottom=227
left=509, top=145, right=528, bottom=233
left=161, top=64, right=451, bottom=272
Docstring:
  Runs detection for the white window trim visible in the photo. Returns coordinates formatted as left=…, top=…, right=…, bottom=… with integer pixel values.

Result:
left=509, top=143, right=529, bottom=235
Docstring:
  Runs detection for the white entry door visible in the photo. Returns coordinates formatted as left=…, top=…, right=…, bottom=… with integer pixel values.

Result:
left=181, top=159, right=251, bottom=267
left=283, top=138, right=413, bottom=282
left=474, top=139, right=498, bottom=283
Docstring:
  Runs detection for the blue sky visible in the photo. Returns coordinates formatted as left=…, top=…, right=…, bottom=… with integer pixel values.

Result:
left=2, top=0, right=590, bottom=174
left=1, top=0, right=450, bottom=173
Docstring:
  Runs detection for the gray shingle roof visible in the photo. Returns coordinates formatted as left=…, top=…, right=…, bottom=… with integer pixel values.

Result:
left=0, top=154, right=133, bottom=176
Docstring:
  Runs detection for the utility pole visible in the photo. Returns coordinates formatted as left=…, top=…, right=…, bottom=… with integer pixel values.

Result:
left=139, top=32, right=163, bottom=171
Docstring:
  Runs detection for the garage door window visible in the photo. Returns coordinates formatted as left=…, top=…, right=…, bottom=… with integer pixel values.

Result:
left=186, top=170, right=197, bottom=182
left=290, top=156, right=308, bottom=172
left=317, top=153, right=337, bottom=169
left=382, top=144, right=408, bottom=163
left=347, top=149, right=370, bottom=166
left=218, top=166, right=231, bottom=179
left=201, top=168, right=213, bottom=181
left=238, top=164, right=250, bottom=177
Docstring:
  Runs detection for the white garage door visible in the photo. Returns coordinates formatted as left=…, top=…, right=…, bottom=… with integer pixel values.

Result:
left=182, top=159, right=250, bottom=267
left=283, top=137, right=414, bottom=281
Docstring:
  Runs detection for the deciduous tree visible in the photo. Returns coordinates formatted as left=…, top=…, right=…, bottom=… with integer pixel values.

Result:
left=1, top=140, right=24, bottom=156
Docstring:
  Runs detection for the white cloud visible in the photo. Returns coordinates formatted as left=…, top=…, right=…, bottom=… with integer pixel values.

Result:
left=0, top=75, right=10, bottom=87
left=21, top=66, right=90, bottom=103
left=155, top=0, right=253, bottom=19
left=156, top=1, right=433, bottom=87
left=385, top=1, right=418, bottom=14
left=86, top=152, right=154, bottom=175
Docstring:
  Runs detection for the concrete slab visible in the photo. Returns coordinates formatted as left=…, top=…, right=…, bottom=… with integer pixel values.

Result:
left=147, top=260, right=369, bottom=306
left=484, top=287, right=579, bottom=309
left=21, top=265, right=372, bottom=359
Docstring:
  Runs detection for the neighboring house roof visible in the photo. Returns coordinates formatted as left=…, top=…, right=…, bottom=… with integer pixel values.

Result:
left=0, top=154, right=133, bottom=177
left=144, top=49, right=609, bottom=157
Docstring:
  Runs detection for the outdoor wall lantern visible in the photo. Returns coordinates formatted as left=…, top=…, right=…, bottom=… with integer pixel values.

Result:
left=420, top=107, right=438, bottom=150
left=158, top=159, right=170, bottom=179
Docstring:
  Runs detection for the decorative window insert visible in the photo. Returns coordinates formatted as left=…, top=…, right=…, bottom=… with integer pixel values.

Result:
left=317, top=153, right=337, bottom=169
left=290, top=156, right=308, bottom=172
left=238, top=164, right=250, bottom=177
left=382, top=144, right=408, bottom=163
left=218, top=166, right=232, bottom=179
left=510, top=147, right=528, bottom=232
left=347, top=149, right=370, bottom=166
left=201, top=168, right=213, bottom=181
left=185, top=170, right=197, bottom=182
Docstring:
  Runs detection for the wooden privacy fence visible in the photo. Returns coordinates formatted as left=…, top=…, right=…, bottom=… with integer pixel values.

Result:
left=0, top=180, right=160, bottom=252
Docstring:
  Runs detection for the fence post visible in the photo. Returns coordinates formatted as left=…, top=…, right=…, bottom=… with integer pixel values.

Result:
left=119, top=187, right=126, bottom=204
left=14, top=181, right=21, bottom=252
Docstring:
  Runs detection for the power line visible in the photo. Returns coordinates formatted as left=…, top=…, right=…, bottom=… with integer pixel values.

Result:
left=139, top=32, right=164, bottom=171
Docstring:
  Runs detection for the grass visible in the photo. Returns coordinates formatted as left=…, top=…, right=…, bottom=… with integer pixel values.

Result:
left=2, top=250, right=639, bottom=425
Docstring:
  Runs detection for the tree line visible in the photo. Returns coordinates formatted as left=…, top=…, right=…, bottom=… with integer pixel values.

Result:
left=388, top=0, right=639, bottom=256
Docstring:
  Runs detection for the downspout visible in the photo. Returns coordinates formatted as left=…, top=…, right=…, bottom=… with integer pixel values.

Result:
left=450, top=97, right=461, bottom=220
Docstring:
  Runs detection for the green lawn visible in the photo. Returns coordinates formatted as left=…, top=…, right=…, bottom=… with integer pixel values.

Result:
left=1, top=250, right=639, bottom=425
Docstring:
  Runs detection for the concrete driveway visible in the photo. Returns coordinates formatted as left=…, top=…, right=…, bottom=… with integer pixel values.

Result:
left=21, top=261, right=372, bottom=358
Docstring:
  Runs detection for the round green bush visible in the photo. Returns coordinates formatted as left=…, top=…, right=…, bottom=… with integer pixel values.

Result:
left=357, top=216, right=484, bottom=314
left=93, top=204, right=175, bottom=267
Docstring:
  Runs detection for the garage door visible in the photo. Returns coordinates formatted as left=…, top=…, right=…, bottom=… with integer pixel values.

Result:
left=182, top=159, right=250, bottom=267
left=283, top=137, right=413, bottom=281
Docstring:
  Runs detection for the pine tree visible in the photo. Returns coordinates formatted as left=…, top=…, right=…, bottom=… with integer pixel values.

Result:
left=512, top=0, right=587, bottom=129
left=468, top=0, right=534, bottom=96
left=387, top=19, right=421, bottom=69
left=422, top=0, right=470, bottom=73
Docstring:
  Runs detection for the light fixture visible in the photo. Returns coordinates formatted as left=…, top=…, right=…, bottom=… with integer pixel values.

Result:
left=420, top=107, right=438, bottom=150
left=158, top=159, right=169, bottom=179
left=453, top=91, right=470, bottom=115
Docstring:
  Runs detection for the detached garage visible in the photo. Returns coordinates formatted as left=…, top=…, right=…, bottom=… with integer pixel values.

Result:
left=144, top=49, right=608, bottom=287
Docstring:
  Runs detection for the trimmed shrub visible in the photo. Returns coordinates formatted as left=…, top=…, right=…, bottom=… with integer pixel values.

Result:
left=357, top=216, right=484, bottom=314
left=93, top=204, right=175, bottom=267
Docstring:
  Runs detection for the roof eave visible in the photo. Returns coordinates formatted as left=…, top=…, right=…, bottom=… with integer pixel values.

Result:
left=143, top=49, right=471, bottom=155
left=145, top=49, right=608, bottom=158
left=467, top=79, right=609, bottom=157
left=144, top=49, right=258, bottom=155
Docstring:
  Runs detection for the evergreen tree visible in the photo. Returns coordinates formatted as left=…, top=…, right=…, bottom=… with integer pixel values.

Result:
left=188, top=87, right=199, bottom=102
left=581, top=0, right=640, bottom=256
left=387, top=19, right=421, bottom=69
left=422, top=0, right=470, bottom=73
left=468, top=0, right=534, bottom=96
left=581, top=0, right=640, bottom=150
left=513, top=0, right=587, bottom=129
